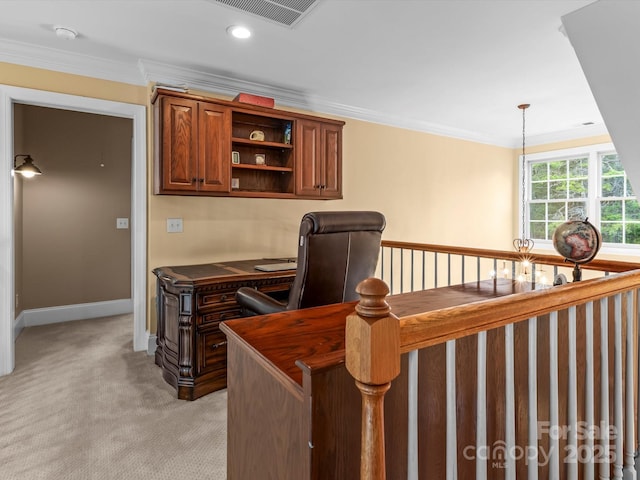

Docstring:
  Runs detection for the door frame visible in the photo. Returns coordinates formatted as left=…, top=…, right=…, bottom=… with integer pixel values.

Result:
left=0, top=85, right=148, bottom=375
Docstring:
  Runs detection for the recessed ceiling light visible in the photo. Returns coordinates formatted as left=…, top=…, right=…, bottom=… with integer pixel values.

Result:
left=227, top=25, right=251, bottom=39
left=54, top=25, right=78, bottom=40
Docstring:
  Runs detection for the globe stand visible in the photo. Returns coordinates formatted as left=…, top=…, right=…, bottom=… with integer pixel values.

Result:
left=572, top=263, right=582, bottom=282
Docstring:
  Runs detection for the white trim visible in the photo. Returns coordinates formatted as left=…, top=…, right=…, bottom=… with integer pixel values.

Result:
left=13, top=311, right=25, bottom=341
left=20, top=299, right=132, bottom=327
left=0, top=38, right=145, bottom=86
left=0, top=85, right=147, bottom=377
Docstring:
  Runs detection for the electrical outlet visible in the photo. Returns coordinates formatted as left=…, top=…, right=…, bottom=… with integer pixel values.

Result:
left=167, top=218, right=183, bottom=233
left=116, top=217, right=129, bottom=229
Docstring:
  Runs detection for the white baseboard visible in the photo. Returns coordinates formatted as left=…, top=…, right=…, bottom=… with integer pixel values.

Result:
left=147, top=334, right=157, bottom=356
left=21, top=299, right=133, bottom=328
left=13, top=311, right=25, bottom=340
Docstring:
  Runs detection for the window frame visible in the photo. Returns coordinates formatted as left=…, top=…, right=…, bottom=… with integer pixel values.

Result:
left=520, top=142, right=640, bottom=255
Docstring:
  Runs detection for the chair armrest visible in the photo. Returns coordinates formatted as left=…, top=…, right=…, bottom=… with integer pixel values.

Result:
left=236, top=287, right=287, bottom=316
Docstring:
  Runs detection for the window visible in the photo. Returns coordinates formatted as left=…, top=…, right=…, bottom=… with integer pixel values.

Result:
left=523, top=143, right=640, bottom=250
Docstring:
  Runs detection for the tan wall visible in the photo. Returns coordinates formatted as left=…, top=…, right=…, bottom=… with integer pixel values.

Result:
left=17, top=104, right=132, bottom=309
left=0, top=62, right=541, bottom=333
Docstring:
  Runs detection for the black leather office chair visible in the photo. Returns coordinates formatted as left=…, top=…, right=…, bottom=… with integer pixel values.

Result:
left=235, top=211, right=386, bottom=316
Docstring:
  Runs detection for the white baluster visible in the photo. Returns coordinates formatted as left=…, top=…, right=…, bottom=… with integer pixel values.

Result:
left=477, top=331, right=487, bottom=480
left=528, top=317, right=539, bottom=480
left=568, top=306, right=578, bottom=480
left=614, top=294, right=624, bottom=479
left=446, top=340, right=458, bottom=480
left=505, top=324, right=516, bottom=479
left=585, top=301, right=595, bottom=480
left=600, top=297, right=611, bottom=480
left=623, top=292, right=636, bottom=480
left=549, top=311, right=560, bottom=480
left=407, top=349, right=418, bottom=480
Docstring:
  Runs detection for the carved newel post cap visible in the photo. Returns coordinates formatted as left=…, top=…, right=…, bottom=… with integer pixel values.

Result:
left=355, top=277, right=390, bottom=318
left=346, top=278, right=400, bottom=385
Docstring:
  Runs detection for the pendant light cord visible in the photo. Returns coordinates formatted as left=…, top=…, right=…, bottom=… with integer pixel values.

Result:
left=518, top=104, right=530, bottom=240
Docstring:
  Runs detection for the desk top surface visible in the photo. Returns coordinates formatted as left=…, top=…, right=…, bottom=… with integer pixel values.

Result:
left=153, top=258, right=297, bottom=285
left=220, top=278, right=529, bottom=388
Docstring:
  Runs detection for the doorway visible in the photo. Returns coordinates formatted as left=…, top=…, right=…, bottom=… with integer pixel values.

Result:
left=0, top=85, right=147, bottom=376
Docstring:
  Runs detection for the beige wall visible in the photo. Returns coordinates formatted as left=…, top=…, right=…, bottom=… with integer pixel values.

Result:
left=16, top=104, right=132, bottom=310
left=12, top=62, right=614, bottom=334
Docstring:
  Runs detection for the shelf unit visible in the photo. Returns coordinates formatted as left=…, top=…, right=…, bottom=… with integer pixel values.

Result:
left=231, top=112, right=295, bottom=196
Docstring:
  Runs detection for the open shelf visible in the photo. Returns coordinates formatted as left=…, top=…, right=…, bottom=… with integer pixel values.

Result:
left=232, top=164, right=293, bottom=173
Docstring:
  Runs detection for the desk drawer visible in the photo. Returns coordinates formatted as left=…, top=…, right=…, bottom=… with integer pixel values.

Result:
left=197, top=328, right=227, bottom=375
left=197, top=291, right=235, bottom=308
left=199, top=307, right=243, bottom=326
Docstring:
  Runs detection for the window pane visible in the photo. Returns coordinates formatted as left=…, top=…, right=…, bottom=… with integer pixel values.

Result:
left=626, top=179, right=634, bottom=197
left=601, top=200, right=623, bottom=220
left=549, top=180, right=567, bottom=199
left=602, top=176, right=624, bottom=197
left=531, top=182, right=547, bottom=200
left=530, top=222, right=546, bottom=239
left=626, top=199, right=640, bottom=221
left=548, top=222, right=563, bottom=239
left=601, top=154, right=621, bottom=176
left=567, top=202, right=587, bottom=220
left=625, top=224, right=640, bottom=244
left=549, top=161, right=566, bottom=179
left=569, top=157, right=588, bottom=178
left=568, top=179, right=588, bottom=198
left=548, top=202, right=566, bottom=221
left=601, top=223, right=622, bottom=243
left=531, top=163, right=547, bottom=181
left=530, top=203, right=546, bottom=221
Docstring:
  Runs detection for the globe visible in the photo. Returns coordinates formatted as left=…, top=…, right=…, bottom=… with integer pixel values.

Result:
left=552, top=219, right=602, bottom=264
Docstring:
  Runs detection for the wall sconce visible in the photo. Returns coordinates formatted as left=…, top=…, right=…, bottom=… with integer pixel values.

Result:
left=13, top=154, right=43, bottom=178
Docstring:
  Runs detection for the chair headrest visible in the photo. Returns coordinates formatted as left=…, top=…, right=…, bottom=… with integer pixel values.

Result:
left=301, top=211, right=386, bottom=235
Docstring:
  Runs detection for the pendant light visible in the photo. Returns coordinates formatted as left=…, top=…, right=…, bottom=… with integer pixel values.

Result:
left=513, top=104, right=534, bottom=254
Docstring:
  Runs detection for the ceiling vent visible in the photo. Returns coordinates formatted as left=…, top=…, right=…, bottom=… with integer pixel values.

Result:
left=211, top=0, right=320, bottom=27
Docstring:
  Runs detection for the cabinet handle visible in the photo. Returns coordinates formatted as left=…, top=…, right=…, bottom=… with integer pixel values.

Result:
left=211, top=340, right=228, bottom=350
left=199, top=178, right=204, bottom=183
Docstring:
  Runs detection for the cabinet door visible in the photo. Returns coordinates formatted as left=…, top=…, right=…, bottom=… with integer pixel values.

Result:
left=161, top=96, right=199, bottom=192
left=199, top=103, right=231, bottom=192
left=295, top=119, right=343, bottom=198
left=295, top=119, right=323, bottom=197
left=320, top=123, right=342, bottom=198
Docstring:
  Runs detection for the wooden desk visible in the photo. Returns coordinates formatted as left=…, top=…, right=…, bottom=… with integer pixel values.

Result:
left=220, top=279, right=526, bottom=479
left=153, top=258, right=296, bottom=400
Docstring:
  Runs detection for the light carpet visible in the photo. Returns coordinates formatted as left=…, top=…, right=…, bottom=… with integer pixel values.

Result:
left=0, top=314, right=227, bottom=479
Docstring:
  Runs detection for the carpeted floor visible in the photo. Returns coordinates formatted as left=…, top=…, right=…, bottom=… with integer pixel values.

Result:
left=0, top=314, right=227, bottom=479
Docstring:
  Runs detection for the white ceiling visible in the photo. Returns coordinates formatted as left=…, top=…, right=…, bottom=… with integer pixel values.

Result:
left=0, top=0, right=606, bottom=147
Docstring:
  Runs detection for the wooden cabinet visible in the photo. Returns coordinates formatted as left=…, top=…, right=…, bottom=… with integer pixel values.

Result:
left=295, top=119, right=343, bottom=198
left=155, top=96, right=230, bottom=194
left=153, top=259, right=295, bottom=400
left=153, top=89, right=344, bottom=199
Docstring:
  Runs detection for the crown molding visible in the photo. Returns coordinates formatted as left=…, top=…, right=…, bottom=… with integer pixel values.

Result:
left=0, top=41, right=608, bottom=149
left=525, top=122, right=609, bottom=148
left=0, top=38, right=145, bottom=86
left=139, top=59, right=520, bottom=146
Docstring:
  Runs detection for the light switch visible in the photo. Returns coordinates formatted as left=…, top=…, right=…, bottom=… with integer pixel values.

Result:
left=116, top=218, right=129, bottom=229
left=167, top=218, right=183, bottom=233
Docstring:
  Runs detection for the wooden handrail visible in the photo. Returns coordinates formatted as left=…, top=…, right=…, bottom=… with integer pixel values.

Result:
left=381, top=240, right=640, bottom=273
left=398, top=268, right=640, bottom=352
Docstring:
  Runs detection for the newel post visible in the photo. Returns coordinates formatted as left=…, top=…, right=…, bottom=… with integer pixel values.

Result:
left=345, top=278, right=400, bottom=480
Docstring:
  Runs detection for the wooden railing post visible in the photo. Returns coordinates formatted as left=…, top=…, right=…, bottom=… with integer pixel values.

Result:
left=345, top=278, right=400, bottom=480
